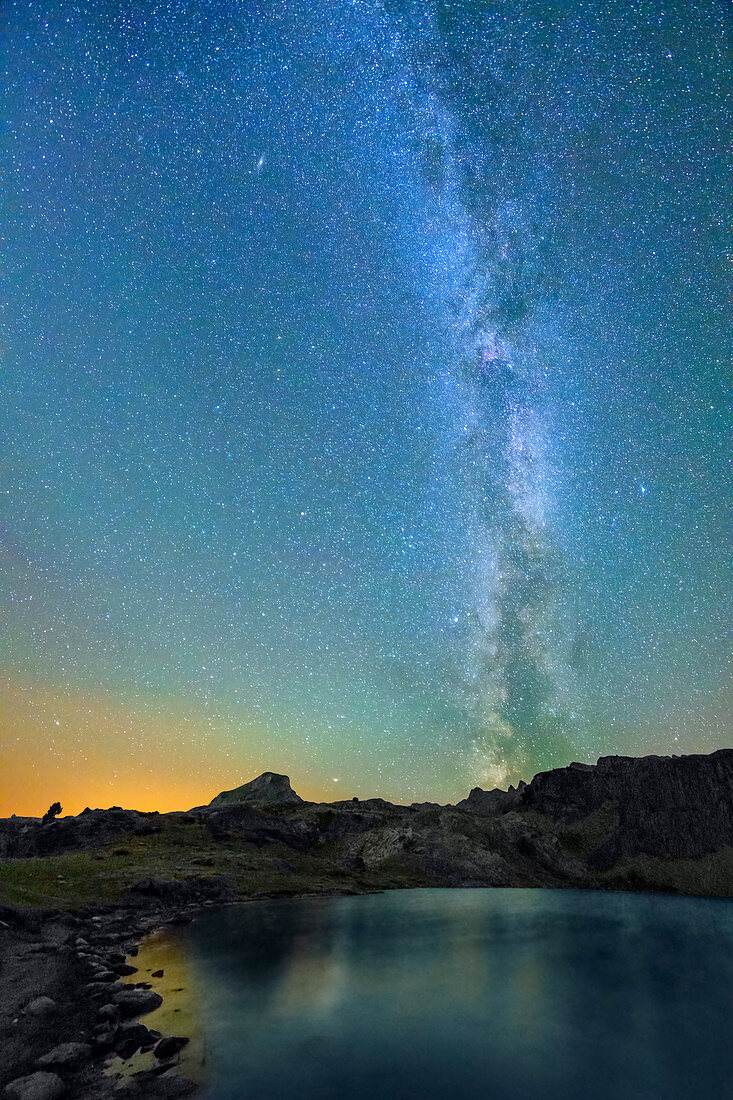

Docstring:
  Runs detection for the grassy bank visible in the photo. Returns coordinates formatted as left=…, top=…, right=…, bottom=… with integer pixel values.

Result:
left=0, top=815, right=427, bottom=910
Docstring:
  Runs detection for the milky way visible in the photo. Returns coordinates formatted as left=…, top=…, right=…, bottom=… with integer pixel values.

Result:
left=393, top=8, right=588, bottom=785
left=4, top=1, right=730, bottom=812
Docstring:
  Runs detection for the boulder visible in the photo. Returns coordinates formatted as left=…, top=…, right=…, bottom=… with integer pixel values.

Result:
left=86, top=980, right=123, bottom=996
left=114, top=963, right=139, bottom=976
left=115, top=1022, right=159, bottom=1059
left=23, top=997, right=56, bottom=1017
left=91, top=969, right=117, bottom=982
left=113, top=988, right=163, bottom=1017
left=154, top=1036, right=189, bottom=1060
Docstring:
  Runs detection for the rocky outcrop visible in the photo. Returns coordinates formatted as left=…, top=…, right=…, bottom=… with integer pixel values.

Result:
left=0, top=809, right=160, bottom=860
left=205, top=772, right=303, bottom=808
left=456, top=782, right=527, bottom=815
left=124, top=875, right=237, bottom=908
left=337, top=806, right=578, bottom=888
left=518, top=749, right=733, bottom=867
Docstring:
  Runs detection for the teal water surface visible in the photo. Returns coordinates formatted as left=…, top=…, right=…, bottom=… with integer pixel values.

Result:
left=184, top=888, right=732, bottom=1100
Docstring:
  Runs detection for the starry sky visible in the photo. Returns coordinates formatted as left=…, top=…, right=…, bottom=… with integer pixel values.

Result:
left=4, top=0, right=730, bottom=814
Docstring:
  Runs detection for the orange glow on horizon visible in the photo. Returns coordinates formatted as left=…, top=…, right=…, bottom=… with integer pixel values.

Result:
left=1, top=673, right=335, bottom=817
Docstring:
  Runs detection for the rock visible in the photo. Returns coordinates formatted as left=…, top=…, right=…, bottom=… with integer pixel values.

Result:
left=206, top=771, right=304, bottom=807
left=86, top=980, right=123, bottom=996
left=151, top=969, right=164, bottom=977
left=154, top=1036, right=189, bottom=1060
left=0, top=807, right=160, bottom=859
left=3, top=1072, right=65, bottom=1100
left=23, top=997, right=56, bottom=1017
left=113, top=988, right=163, bottom=1017
left=98, top=1002, right=120, bottom=1021
left=36, top=1042, right=91, bottom=1069
left=115, top=963, right=139, bottom=976
left=521, top=748, right=733, bottom=866
left=114, top=1072, right=198, bottom=1098
left=124, top=875, right=236, bottom=907
left=91, top=1030, right=117, bottom=1052
left=456, top=782, right=527, bottom=815
left=115, top=1022, right=158, bottom=1059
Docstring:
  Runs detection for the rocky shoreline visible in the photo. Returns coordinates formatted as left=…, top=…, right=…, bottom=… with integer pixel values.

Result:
left=2, top=882, right=388, bottom=1100
left=0, top=897, right=211, bottom=1100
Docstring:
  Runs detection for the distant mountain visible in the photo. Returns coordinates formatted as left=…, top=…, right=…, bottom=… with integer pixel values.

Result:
left=206, top=772, right=304, bottom=807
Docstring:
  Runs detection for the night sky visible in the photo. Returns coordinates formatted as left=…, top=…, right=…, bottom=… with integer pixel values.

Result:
left=4, top=1, right=730, bottom=814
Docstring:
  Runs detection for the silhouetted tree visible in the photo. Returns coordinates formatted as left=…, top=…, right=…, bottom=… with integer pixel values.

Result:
left=42, top=801, right=62, bottom=825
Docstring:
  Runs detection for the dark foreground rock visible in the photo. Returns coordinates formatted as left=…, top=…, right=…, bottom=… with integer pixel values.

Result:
left=4, top=1072, right=66, bottom=1100
left=125, top=875, right=237, bottom=908
left=36, top=1043, right=91, bottom=1070
left=154, top=1037, right=189, bottom=1060
left=113, top=988, right=163, bottom=1017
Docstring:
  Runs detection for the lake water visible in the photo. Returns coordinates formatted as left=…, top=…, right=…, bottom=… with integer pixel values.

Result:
left=182, top=888, right=733, bottom=1100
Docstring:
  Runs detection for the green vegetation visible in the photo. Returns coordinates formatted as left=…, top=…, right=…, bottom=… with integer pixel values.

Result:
left=598, top=848, right=733, bottom=898
left=0, top=815, right=424, bottom=910
left=557, top=803, right=618, bottom=857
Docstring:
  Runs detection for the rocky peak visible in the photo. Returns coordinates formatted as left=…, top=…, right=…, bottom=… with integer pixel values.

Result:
left=207, top=772, right=304, bottom=807
left=456, top=780, right=527, bottom=816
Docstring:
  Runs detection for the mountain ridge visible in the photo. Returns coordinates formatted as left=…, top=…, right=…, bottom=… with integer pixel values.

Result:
left=0, top=748, right=731, bottom=902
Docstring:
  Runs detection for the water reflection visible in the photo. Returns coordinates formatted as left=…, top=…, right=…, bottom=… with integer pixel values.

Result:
left=183, top=889, right=733, bottom=1100
left=105, top=926, right=205, bottom=1085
